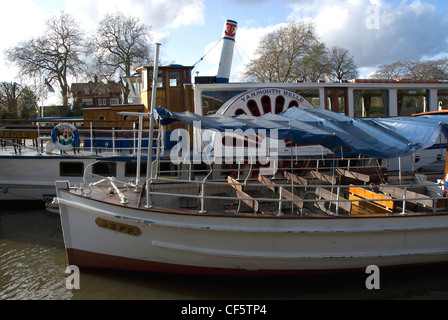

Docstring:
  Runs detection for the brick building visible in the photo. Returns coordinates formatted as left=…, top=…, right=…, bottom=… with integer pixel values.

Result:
left=71, top=78, right=123, bottom=108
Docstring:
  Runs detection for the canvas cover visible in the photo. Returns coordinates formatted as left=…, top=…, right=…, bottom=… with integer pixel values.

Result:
left=155, top=107, right=448, bottom=159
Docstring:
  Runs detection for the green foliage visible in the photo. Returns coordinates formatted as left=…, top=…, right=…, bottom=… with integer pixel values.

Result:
left=0, top=82, right=38, bottom=119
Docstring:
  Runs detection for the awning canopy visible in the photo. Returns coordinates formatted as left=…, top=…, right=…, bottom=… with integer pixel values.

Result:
left=155, top=107, right=448, bottom=159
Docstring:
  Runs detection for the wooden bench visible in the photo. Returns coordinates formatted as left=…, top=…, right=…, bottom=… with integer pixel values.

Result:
left=314, top=187, right=352, bottom=215
left=228, top=176, right=275, bottom=214
left=348, top=187, right=393, bottom=214
left=379, top=186, right=436, bottom=212
left=337, top=168, right=371, bottom=184
left=310, top=171, right=338, bottom=185
left=283, top=171, right=309, bottom=199
left=258, top=175, right=304, bottom=213
left=338, top=167, right=388, bottom=185
left=283, top=171, right=308, bottom=186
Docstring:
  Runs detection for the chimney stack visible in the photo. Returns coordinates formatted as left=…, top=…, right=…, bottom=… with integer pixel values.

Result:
left=216, top=20, right=238, bottom=83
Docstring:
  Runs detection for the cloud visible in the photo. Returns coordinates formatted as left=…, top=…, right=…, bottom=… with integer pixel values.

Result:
left=1, top=0, right=205, bottom=83
left=65, top=0, right=205, bottom=32
left=286, top=0, right=448, bottom=69
left=0, top=0, right=50, bottom=82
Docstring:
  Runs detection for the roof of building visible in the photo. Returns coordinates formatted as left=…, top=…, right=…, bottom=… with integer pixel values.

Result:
left=71, top=80, right=121, bottom=95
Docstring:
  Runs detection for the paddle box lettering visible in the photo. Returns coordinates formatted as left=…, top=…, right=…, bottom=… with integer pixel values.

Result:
left=0, top=130, right=38, bottom=140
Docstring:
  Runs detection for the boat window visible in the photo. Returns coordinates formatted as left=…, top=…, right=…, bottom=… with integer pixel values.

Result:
left=354, top=89, right=388, bottom=117
left=92, top=162, right=117, bottom=177
left=60, top=162, right=84, bottom=177
left=295, top=89, right=319, bottom=108
left=201, top=90, right=246, bottom=115
left=438, top=89, right=448, bottom=110
left=326, top=90, right=334, bottom=112
left=125, top=161, right=147, bottom=177
left=326, top=88, right=348, bottom=115
left=149, top=70, right=163, bottom=88
left=185, top=69, right=192, bottom=84
left=397, top=89, right=427, bottom=116
left=170, top=72, right=180, bottom=87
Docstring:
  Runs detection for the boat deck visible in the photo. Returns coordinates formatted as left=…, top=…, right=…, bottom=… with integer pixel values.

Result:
left=63, top=166, right=448, bottom=219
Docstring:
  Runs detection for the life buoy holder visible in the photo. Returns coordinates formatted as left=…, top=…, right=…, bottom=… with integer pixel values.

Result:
left=51, top=123, right=79, bottom=151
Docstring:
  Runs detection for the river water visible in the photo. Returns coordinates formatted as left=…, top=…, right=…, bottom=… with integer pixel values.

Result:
left=1, top=209, right=448, bottom=301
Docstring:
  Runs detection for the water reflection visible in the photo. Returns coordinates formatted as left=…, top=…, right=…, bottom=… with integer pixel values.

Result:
left=0, top=210, right=72, bottom=300
left=1, top=210, right=447, bottom=300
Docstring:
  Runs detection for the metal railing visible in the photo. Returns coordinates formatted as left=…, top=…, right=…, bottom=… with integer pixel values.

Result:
left=0, top=119, right=165, bottom=157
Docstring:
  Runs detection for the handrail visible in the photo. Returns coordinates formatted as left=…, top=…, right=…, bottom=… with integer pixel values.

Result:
left=145, top=175, right=446, bottom=216
left=0, top=121, right=164, bottom=156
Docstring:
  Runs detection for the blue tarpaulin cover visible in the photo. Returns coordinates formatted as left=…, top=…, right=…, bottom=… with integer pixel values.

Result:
left=155, top=107, right=448, bottom=159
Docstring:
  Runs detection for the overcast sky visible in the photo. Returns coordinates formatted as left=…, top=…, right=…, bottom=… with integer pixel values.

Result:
left=1, top=0, right=447, bottom=86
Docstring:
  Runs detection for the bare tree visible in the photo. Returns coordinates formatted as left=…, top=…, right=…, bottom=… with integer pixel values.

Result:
left=5, top=13, right=85, bottom=110
left=297, top=43, right=330, bottom=82
left=404, top=59, right=448, bottom=80
left=243, top=22, right=318, bottom=83
left=372, top=62, right=407, bottom=79
left=328, top=46, right=358, bottom=82
left=372, top=59, right=448, bottom=80
left=91, top=13, right=153, bottom=104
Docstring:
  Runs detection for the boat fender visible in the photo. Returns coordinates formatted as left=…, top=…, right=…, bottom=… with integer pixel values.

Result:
left=51, top=123, right=79, bottom=151
left=45, top=141, right=54, bottom=154
left=444, top=173, right=448, bottom=192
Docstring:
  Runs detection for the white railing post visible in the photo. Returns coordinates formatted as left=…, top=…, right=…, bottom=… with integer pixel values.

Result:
left=90, top=122, right=94, bottom=155
left=145, top=43, right=162, bottom=209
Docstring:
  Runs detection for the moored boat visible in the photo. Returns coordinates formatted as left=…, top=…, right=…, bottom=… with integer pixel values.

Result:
left=55, top=109, right=448, bottom=275
left=0, top=117, right=162, bottom=206
left=55, top=178, right=448, bottom=275
left=4, top=19, right=448, bottom=207
left=55, top=43, right=448, bottom=275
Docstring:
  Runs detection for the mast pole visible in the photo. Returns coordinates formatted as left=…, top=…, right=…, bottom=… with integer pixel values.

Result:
left=145, top=43, right=161, bottom=208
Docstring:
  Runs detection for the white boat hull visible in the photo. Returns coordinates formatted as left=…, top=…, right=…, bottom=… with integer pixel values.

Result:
left=56, top=183, right=448, bottom=275
left=0, top=155, right=127, bottom=203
